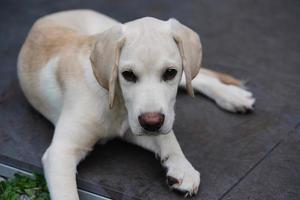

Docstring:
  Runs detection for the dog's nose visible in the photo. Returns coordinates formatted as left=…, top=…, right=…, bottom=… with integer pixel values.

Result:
left=138, top=112, right=165, bottom=132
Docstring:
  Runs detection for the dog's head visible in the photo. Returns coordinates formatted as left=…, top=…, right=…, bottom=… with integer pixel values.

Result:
left=90, top=17, right=202, bottom=135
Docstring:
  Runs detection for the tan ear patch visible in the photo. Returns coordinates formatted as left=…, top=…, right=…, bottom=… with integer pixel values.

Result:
left=169, top=18, right=202, bottom=97
left=109, top=38, right=126, bottom=108
left=89, top=25, right=125, bottom=108
left=173, top=35, right=194, bottom=97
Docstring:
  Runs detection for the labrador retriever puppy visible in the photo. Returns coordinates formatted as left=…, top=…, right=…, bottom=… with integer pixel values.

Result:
left=17, top=10, right=255, bottom=199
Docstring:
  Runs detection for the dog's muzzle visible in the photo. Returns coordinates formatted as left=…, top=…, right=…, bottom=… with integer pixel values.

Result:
left=138, top=112, right=165, bottom=132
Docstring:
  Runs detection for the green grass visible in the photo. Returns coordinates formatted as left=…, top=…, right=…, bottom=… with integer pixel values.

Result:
left=0, top=173, right=50, bottom=200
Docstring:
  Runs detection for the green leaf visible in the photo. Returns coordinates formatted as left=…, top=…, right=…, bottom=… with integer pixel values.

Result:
left=0, top=173, right=50, bottom=200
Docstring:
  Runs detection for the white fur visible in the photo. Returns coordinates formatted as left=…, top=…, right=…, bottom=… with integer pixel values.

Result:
left=39, top=56, right=62, bottom=123
left=180, top=73, right=255, bottom=112
left=18, top=10, right=255, bottom=199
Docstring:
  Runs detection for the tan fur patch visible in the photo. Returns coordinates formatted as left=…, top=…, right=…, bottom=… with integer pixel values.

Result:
left=200, top=68, right=242, bottom=86
left=20, top=20, right=94, bottom=72
left=17, top=17, right=97, bottom=120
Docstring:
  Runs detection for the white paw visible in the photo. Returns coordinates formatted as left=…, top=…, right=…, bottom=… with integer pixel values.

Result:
left=162, top=154, right=200, bottom=197
left=215, top=85, right=255, bottom=113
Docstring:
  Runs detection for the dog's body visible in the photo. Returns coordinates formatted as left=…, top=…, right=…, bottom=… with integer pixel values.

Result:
left=18, top=10, right=255, bottom=199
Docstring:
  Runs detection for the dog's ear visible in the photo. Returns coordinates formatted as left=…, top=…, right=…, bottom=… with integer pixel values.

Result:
left=90, top=25, right=125, bottom=108
left=169, top=18, right=202, bottom=97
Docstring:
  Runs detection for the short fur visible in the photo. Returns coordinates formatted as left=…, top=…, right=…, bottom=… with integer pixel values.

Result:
left=18, top=10, right=255, bottom=199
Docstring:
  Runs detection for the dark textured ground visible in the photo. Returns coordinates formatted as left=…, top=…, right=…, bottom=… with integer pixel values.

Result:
left=0, top=1, right=300, bottom=199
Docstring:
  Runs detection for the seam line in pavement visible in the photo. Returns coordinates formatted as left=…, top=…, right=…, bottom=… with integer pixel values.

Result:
left=218, top=121, right=300, bottom=200
left=218, top=139, right=282, bottom=200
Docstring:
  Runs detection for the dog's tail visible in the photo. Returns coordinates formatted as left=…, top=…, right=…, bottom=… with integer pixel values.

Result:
left=199, top=68, right=243, bottom=86
left=180, top=68, right=244, bottom=89
left=179, top=67, right=255, bottom=113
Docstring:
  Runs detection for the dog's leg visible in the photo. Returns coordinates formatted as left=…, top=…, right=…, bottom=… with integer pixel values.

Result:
left=123, top=130, right=200, bottom=197
left=42, top=111, right=100, bottom=200
left=180, top=68, right=255, bottom=113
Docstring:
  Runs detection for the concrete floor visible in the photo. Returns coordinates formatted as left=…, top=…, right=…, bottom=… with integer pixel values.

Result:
left=0, top=1, right=300, bottom=199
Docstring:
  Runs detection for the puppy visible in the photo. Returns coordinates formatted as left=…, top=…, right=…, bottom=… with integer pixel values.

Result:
left=17, top=10, right=255, bottom=199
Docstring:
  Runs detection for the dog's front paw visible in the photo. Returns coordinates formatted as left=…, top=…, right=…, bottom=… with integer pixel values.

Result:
left=215, top=85, right=255, bottom=113
left=162, top=154, right=200, bottom=197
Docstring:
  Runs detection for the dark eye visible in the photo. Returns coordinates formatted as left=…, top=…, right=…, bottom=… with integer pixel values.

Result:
left=163, top=68, right=177, bottom=81
left=122, top=70, right=137, bottom=83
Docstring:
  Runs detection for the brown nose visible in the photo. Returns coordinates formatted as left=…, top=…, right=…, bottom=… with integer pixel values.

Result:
left=138, top=112, right=165, bottom=132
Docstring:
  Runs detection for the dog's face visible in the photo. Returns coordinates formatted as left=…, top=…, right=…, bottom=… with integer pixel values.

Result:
left=91, top=17, right=202, bottom=136
left=118, top=22, right=182, bottom=135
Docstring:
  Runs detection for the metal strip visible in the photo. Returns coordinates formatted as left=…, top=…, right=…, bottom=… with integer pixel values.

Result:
left=0, top=163, right=111, bottom=200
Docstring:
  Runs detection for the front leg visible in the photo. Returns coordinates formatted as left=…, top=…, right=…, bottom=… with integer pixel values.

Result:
left=123, top=130, right=200, bottom=197
left=42, top=111, right=100, bottom=200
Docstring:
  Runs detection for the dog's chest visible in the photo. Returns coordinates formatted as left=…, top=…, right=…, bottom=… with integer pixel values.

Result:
left=108, top=105, right=128, bottom=136
left=93, top=98, right=128, bottom=139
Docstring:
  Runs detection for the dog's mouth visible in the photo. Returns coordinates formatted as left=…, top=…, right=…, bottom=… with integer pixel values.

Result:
left=135, top=128, right=171, bottom=136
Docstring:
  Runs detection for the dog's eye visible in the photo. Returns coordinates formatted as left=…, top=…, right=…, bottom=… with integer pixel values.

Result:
left=163, top=68, right=177, bottom=81
left=122, top=70, right=137, bottom=83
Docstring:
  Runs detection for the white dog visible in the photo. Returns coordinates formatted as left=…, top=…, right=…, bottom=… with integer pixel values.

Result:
left=17, top=10, right=255, bottom=199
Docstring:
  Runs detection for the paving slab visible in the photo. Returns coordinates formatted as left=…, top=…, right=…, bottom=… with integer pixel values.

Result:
left=223, top=126, right=300, bottom=200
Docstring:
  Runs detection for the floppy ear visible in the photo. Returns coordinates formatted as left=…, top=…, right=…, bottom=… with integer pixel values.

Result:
left=169, top=18, right=202, bottom=97
left=90, top=25, right=125, bottom=108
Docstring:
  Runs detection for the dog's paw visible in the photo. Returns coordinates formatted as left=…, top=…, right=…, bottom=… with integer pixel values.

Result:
left=163, top=154, right=200, bottom=197
left=215, top=85, right=255, bottom=113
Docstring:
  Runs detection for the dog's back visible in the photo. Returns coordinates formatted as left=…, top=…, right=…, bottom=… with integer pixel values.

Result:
left=34, top=9, right=118, bottom=35
left=17, top=10, right=118, bottom=123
